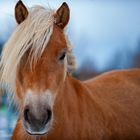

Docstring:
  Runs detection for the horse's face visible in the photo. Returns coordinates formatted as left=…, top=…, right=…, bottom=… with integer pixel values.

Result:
left=15, top=1, right=70, bottom=135
left=16, top=26, right=67, bottom=135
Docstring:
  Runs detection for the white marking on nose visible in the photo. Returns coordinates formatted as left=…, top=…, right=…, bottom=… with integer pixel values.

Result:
left=24, top=89, right=55, bottom=109
left=42, top=90, right=55, bottom=107
left=23, top=89, right=54, bottom=134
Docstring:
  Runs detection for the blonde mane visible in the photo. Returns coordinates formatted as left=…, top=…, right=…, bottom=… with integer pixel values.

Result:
left=0, top=5, right=76, bottom=91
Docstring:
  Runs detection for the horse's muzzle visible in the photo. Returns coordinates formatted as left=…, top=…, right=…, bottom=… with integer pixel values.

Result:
left=23, top=105, right=52, bottom=135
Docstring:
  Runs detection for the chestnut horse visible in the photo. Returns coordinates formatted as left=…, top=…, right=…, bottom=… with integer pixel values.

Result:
left=0, top=1, right=140, bottom=140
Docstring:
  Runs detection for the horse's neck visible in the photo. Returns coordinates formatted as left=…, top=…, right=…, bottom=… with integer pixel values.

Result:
left=53, top=75, right=104, bottom=132
left=55, top=74, right=91, bottom=111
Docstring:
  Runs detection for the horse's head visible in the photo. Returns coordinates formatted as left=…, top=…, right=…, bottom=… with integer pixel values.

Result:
left=1, top=1, right=76, bottom=135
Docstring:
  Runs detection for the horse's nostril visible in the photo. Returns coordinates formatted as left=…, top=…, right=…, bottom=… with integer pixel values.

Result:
left=24, top=107, right=30, bottom=123
left=44, top=109, right=52, bottom=125
left=23, top=106, right=52, bottom=131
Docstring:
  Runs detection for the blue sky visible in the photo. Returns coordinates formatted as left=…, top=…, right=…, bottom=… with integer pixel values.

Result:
left=0, top=0, right=140, bottom=71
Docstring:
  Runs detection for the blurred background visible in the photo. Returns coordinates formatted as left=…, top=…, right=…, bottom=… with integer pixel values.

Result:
left=0, top=0, right=140, bottom=139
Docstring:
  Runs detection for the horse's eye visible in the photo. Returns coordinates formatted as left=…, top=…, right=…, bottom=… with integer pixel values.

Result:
left=59, top=52, right=66, bottom=61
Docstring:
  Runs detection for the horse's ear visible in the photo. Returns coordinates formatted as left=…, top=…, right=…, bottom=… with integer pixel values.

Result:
left=15, top=0, right=28, bottom=24
left=54, top=2, right=70, bottom=29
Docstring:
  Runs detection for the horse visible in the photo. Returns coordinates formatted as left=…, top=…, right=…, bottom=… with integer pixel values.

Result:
left=0, top=1, right=140, bottom=140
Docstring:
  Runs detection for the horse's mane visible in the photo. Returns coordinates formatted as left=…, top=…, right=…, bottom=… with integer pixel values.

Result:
left=0, top=6, right=76, bottom=90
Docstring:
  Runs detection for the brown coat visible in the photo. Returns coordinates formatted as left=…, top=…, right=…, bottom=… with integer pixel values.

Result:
left=12, top=69, right=140, bottom=140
